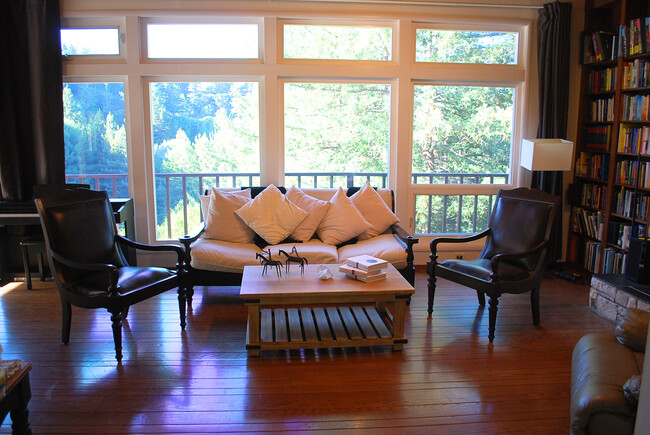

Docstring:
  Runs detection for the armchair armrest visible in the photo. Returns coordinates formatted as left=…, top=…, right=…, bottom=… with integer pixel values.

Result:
left=489, top=239, right=548, bottom=277
left=430, top=229, right=490, bottom=258
left=50, top=249, right=120, bottom=294
left=116, top=235, right=185, bottom=266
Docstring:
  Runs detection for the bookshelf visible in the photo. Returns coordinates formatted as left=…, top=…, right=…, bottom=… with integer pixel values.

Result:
left=569, top=0, right=650, bottom=274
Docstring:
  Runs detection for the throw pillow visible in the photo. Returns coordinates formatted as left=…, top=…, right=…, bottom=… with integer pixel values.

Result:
left=316, top=187, right=372, bottom=245
left=235, top=185, right=309, bottom=245
left=204, top=188, right=255, bottom=243
left=285, top=186, right=331, bottom=242
left=623, top=374, right=642, bottom=407
left=351, top=180, right=399, bottom=240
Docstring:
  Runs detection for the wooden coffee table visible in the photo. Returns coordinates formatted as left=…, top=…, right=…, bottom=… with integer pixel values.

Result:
left=240, top=264, right=414, bottom=356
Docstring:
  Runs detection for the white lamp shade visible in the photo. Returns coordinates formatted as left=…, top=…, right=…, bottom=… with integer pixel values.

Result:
left=520, top=138, right=574, bottom=171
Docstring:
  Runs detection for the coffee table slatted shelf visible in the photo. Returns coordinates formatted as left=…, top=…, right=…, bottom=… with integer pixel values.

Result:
left=240, top=264, right=414, bottom=356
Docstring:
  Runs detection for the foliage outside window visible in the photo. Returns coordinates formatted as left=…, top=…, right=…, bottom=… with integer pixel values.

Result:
left=283, top=24, right=392, bottom=61
left=146, top=24, right=259, bottom=59
left=63, top=82, right=128, bottom=197
left=149, top=81, right=260, bottom=239
left=415, top=29, right=518, bottom=64
left=61, top=28, right=120, bottom=55
left=284, top=82, right=390, bottom=188
left=412, top=85, right=514, bottom=186
left=415, top=194, right=495, bottom=235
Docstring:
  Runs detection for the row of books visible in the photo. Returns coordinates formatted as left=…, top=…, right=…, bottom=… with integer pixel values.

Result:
left=579, top=183, right=607, bottom=209
left=608, top=221, right=632, bottom=249
left=583, top=18, right=650, bottom=64
left=340, top=255, right=388, bottom=282
left=568, top=235, right=603, bottom=273
left=603, top=248, right=627, bottom=274
left=588, top=97, right=615, bottom=122
left=576, top=152, right=609, bottom=181
left=584, top=125, right=611, bottom=150
left=617, top=125, right=650, bottom=154
left=622, top=94, right=650, bottom=121
left=588, top=67, right=617, bottom=92
left=614, top=188, right=650, bottom=222
left=623, top=59, right=650, bottom=89
left=614, top=159, right=650, bottom=188
left=571, top=207, right=604, bottom=240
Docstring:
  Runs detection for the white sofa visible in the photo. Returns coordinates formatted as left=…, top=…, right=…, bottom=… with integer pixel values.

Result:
left=179, top=186, right=418, bottom=298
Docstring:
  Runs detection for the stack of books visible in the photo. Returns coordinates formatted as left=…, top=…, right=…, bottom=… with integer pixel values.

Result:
left=340, top=255, right=388, bottom=282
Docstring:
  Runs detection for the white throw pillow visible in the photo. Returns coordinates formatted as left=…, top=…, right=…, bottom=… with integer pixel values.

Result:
left=204, top=188, right=255, bottom=243
left=351, top=181, right=399, bottom=240
left=285, top=186, right=331, bottom=242
left=316, top=187, right=372, bottom=245
left=235, top=185, right=309, bottom=245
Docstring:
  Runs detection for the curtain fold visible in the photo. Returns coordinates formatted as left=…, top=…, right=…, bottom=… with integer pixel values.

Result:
left=533, top=1, right=572, bottom=263
left=0, top=0, right=64, bottom=202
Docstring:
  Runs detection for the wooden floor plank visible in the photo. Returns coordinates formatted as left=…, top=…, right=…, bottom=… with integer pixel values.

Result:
left=0, top=270, right=614, bottom=434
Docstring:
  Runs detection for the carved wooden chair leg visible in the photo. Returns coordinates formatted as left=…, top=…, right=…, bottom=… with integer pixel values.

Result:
left=61, top=301, right=72, bottom=344
left=110, top=310, right=123, bottom=362
left=427, top=271, right=436, bottom=316
left=477, top=291, right=486, bottom=306
left=488, top=296, right=499, bottom=343
left=122, top=306, right=130, bottom=319
left=177, top=287, right=187, bottom=329
left=531, top=286, right=541, bottom=326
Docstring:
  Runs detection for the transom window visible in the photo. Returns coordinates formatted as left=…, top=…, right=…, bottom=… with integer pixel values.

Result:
left=415, top=29, right=518, bottom=64
left=283, top=23, right=393, bottom=61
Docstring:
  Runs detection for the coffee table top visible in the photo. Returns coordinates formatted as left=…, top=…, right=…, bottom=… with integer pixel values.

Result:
left=240, top=263, right=414, bottom=300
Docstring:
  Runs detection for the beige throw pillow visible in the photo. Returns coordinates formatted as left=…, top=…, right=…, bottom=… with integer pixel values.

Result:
left=204, top=188, right=255, bottom=243
left=316, top=187, right=372, bottom=245
left=351, top=181, right=399, bottom=240
left=285, top=186, right=331, bottom=242
left=235, top=185, right=309, bottom=245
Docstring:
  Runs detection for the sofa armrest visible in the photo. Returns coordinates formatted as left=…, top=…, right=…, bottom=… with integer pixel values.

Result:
left=179, top=223, right=206, bottom=264
left=615, top=307, right=650, bottom=352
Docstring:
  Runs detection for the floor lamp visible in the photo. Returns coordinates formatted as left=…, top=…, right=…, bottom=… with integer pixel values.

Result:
left=520, top=138, right=575, bottom=276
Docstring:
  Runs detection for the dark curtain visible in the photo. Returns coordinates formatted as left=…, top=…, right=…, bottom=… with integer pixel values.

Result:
left=0, top=0, right=64, bottom=202
left=533, top=1, right=572, bottom=263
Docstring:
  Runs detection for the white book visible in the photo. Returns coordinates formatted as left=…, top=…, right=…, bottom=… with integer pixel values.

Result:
left=345, top=255, right=388, bottom=272
left=339, top=264, right=385, bottom=278
left=343, top=272, right=387, bottom=282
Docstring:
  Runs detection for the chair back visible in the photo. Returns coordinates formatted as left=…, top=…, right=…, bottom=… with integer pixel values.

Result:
left=36, top=188, right=128, bottom=285
left=479, top=188, right=558, bottom=272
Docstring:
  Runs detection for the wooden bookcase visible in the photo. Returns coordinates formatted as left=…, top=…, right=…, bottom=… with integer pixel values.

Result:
left=569, top=0, right=650, bottom=274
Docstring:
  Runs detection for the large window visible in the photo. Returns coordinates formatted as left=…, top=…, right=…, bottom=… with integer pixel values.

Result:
left=63, top=82, right=128, bottom=198
left=284, top=82, right=391, bottom=188
left=149, top=81, right=260, bottom=239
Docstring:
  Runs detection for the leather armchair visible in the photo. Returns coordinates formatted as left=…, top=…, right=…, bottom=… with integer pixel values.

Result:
left=571, top=308, right=648, bottom=434
left=427, top=187, right=558, bottom=342
left=36, top=188, right=187, bottom=362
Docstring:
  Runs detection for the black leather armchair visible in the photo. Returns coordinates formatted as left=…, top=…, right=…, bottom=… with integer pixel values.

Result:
left=36, top=188, right=187, bottom=362
left=427, top=188, right=558, bottom=342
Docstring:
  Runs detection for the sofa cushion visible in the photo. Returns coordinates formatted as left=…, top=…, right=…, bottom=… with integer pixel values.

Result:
left=189, top=239, right=261, bottom=273
left=266, top=240, right=338, bottom=265
left=285, top=186, right=331, bottom=242
left=316, top=187, right=372, bottom=245
left=204, top=188, right=255, bottom=243
left=615, top=307, right=649, bottom=352
left=235, top=185, right=309, bottom=245
left=350, top=181, right=399, bottom=240
left=337, top=234, right=408, bottom=270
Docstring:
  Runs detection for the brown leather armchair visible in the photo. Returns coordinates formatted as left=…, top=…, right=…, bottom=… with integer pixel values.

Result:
left=427, top=187, right=558, bottom=342
left=36, top=188, right=187, bottom=362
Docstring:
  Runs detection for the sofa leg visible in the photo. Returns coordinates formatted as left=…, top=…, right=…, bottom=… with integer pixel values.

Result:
left=427, top=261, right=436, bottom=316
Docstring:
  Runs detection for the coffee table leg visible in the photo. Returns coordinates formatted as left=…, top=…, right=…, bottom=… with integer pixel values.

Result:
left=246, top=300, right=261, bottom=357
left=392, top=296, right=409, bottom=351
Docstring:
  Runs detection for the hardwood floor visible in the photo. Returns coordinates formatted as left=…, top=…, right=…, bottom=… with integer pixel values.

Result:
left=0, top=268, right=612, bottom=434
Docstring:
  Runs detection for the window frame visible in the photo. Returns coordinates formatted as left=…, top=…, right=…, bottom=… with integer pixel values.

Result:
left=278, top=18, right=398, bottom=66
left=61, top=17, right=127, bottom=63
left=140, top=17, right=264, bottom=64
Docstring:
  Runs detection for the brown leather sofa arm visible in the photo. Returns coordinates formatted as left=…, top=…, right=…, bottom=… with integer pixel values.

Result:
left=615, top=308, right=650, bottom=352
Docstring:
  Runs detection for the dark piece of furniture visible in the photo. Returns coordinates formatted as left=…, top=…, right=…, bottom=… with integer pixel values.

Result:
left=0, top=362, right=32, bottom=435
left=179, top=186, right=418, bottom=304
left=571, top=307, right=648, bottom=435
left=36, top=188, right=187, bottom=362
left=19, top=237, right=45, bottom=290
left=427, top=187, right=558, bottom=342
